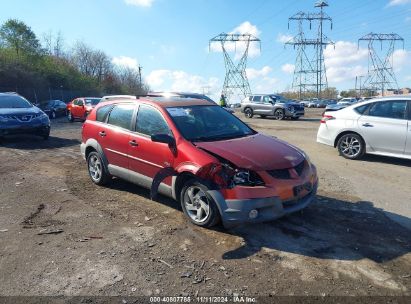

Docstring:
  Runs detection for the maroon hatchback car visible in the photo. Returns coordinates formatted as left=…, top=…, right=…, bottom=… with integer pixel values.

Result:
left=81, top=96, right=318, bottom=228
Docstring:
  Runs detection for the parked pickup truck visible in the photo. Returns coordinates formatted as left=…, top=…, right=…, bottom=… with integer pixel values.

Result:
left=241, top=94, right=305, bottom=120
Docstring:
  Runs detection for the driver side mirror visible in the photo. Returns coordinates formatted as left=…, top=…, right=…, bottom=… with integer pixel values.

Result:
left=151, top=134, right=176, bottom=154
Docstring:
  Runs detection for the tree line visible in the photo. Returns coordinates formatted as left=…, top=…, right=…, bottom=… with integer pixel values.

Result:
left=0, top=19, right=148, bottom=102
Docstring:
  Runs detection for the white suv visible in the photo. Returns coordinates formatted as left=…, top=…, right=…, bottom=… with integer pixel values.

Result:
left=317, top=97, right=411, bottom=160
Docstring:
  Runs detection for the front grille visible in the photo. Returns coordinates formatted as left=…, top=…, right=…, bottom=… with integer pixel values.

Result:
left=268, top=160, right=306, bottom=180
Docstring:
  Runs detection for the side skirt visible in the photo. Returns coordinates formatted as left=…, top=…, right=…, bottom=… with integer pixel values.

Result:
left=108, top=164, right=173, bottom=198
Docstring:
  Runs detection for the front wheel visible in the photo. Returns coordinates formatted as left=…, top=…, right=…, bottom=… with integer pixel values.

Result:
left=244, top=108, right=253, bottom=118
left=180, top=180, right=220, bottom=227
left=337, top=133, right=365, bottom=160
left=274, top=109, right=285, bottom=120
left=87, top=151, right=111, bottom=185
left=67, top=111, right=74, bottom=122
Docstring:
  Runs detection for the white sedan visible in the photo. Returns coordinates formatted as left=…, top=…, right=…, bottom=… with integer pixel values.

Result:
left=317, top=97, right=411, bottom=160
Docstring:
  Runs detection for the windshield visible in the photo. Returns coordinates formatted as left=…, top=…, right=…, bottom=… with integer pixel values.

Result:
left=0, top=95, right=32, bottom=109
left=85, top=98, right=101, bottom=106
left=166, top=105, right=255, bottom=142
left=270, top=95, right=289, bottom=103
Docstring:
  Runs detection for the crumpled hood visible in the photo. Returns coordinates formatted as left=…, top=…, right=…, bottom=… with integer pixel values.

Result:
left=195, top=133, right=305, bottom=170
left=0, top=106, right=42, bottom=115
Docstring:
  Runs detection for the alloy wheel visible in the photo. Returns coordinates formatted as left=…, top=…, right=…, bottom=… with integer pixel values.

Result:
left=274, top=110, right=284, bottom=120
left=88, top=154, right=102, bottom=182
left=340, top=136, right=361, bottom=158
left=183, top=186, right=210, bottom=223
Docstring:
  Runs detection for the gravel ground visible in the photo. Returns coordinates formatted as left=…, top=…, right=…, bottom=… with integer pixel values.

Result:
left=0, top=109, right=410, bottom=298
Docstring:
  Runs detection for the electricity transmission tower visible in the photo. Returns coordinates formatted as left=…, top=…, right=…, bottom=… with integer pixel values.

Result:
left=358, top=33, right=404, bottom=96
left=209, top=33, right=261, bottom=102
left=286, top=0, right=333, bottom=99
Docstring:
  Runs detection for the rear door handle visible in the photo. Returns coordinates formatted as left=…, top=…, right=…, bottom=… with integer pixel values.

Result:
left=99, top=131, right=106, bottom=137
left=129, top=140, right=138, bottom=147
left=362, top=123, right=373, bottom=127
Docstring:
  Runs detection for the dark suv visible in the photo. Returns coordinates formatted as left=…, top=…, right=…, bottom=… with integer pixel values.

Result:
left=0, top=93, right=50, bottom=140
left=241, top=94, right=305, bottom=120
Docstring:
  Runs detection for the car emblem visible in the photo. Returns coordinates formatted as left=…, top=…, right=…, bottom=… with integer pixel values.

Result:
left=21, top=116, right=29, bottom=121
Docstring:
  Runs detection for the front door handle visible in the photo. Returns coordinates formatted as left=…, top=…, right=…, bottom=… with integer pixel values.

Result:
left=99, top=131, right=106, bottom=137
left=362, top=123, right=374, bottom=127
left=129, top=140, right=138, bottom=147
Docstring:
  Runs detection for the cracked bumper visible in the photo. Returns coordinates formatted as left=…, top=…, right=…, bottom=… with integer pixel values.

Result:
left=208, top=181, right=318, bottom=228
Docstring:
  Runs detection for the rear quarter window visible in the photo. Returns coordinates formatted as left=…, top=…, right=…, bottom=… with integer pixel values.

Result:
left=96, top=105, right=113, bottom=122
left=354, top=104, right=370, bottom=114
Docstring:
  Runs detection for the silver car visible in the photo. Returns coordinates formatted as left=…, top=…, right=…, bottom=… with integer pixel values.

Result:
left=317, top=97, right=411, bottom=160
left=241, top=94, right=305, bottom=120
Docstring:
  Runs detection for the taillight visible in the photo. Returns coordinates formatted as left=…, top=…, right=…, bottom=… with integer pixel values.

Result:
left=320, top=115, right=334, bottom=123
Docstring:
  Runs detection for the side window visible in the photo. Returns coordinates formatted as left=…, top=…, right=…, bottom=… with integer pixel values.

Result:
left=107, top=104, right=135, bottom=130
left=74, top=99, right=83, bottom=106
left=136, top=105, right=171, bottom=136
left=96, top=105, right=113, bottom=122
left=252, top=96, right=262, bottom=102
left=368, top=101, right=407, bottom=120
left=263, top=96, right=272, bottom=103
left=354, top=104, right=370, bottom=115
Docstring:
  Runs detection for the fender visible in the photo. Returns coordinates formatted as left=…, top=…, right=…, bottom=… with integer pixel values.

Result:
left=83, top=138, right=110, bottom=174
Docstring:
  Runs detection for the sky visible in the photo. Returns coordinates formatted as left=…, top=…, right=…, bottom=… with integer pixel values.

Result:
left=1, top=0, right=411, bottom=101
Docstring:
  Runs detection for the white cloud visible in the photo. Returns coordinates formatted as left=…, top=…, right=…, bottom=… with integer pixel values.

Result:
left=387, top=0, right=411, bottom=6
left=277, top=33, right=294, bottom=44
left=146, top=69, right=220, bottom=99
left=253, top=77, right=280, bottom=94
left=246, top=66, right=272, bottom=80
left=392, top=49, right=411, bottom=72
left=281, top=63, right=295, bottom=74
left=112, top=56, right=139, bottom=70
left=324, top=41, right=368, bottom=84
left=210, top=21, right=261, bottom=60
left=124, top=0, right=154, bottom=7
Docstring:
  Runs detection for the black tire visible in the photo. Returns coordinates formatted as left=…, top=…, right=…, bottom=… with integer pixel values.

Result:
left=87, top=151, right=111, bottom=185
left=337, top=133, right=365, bottom=160
left=274, top=109, right=285, bottom=120
left=42, top=131, right=50, bottom=140
left=259, top=115, right=266, bottom=118
left=67, top=111, right=74, bottom=122
left=244, top=108, right=254, bottom=118
left=180, top=179, right=220, bottom=228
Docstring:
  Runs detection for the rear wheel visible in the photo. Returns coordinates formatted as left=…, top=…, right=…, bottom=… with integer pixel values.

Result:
left=337, top=133, right=365, bottom=160
left=67, top=111, right=74, bottom=122
left=87, top=151, right=111, bottom=185
left=180, top=179, right=220, bottom=227
left=274, top=109, right=285, bottom=120
left=244, top=108, right=253, bottom=118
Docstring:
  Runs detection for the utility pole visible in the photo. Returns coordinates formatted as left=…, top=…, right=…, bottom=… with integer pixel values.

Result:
left=359, top=33, right=404, bottom=97
left=138, top=65, right=143, bottom=86
left=286, top=0, right=333, bottom=100
left=209, top=33, right=261, bottom=103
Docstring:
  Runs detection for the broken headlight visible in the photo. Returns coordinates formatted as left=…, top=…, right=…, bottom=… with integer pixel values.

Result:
left=229, top=169, right=265, bottom=188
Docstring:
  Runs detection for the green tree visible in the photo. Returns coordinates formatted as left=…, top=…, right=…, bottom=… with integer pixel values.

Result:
left=0, top=19, right=40, bottom=55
